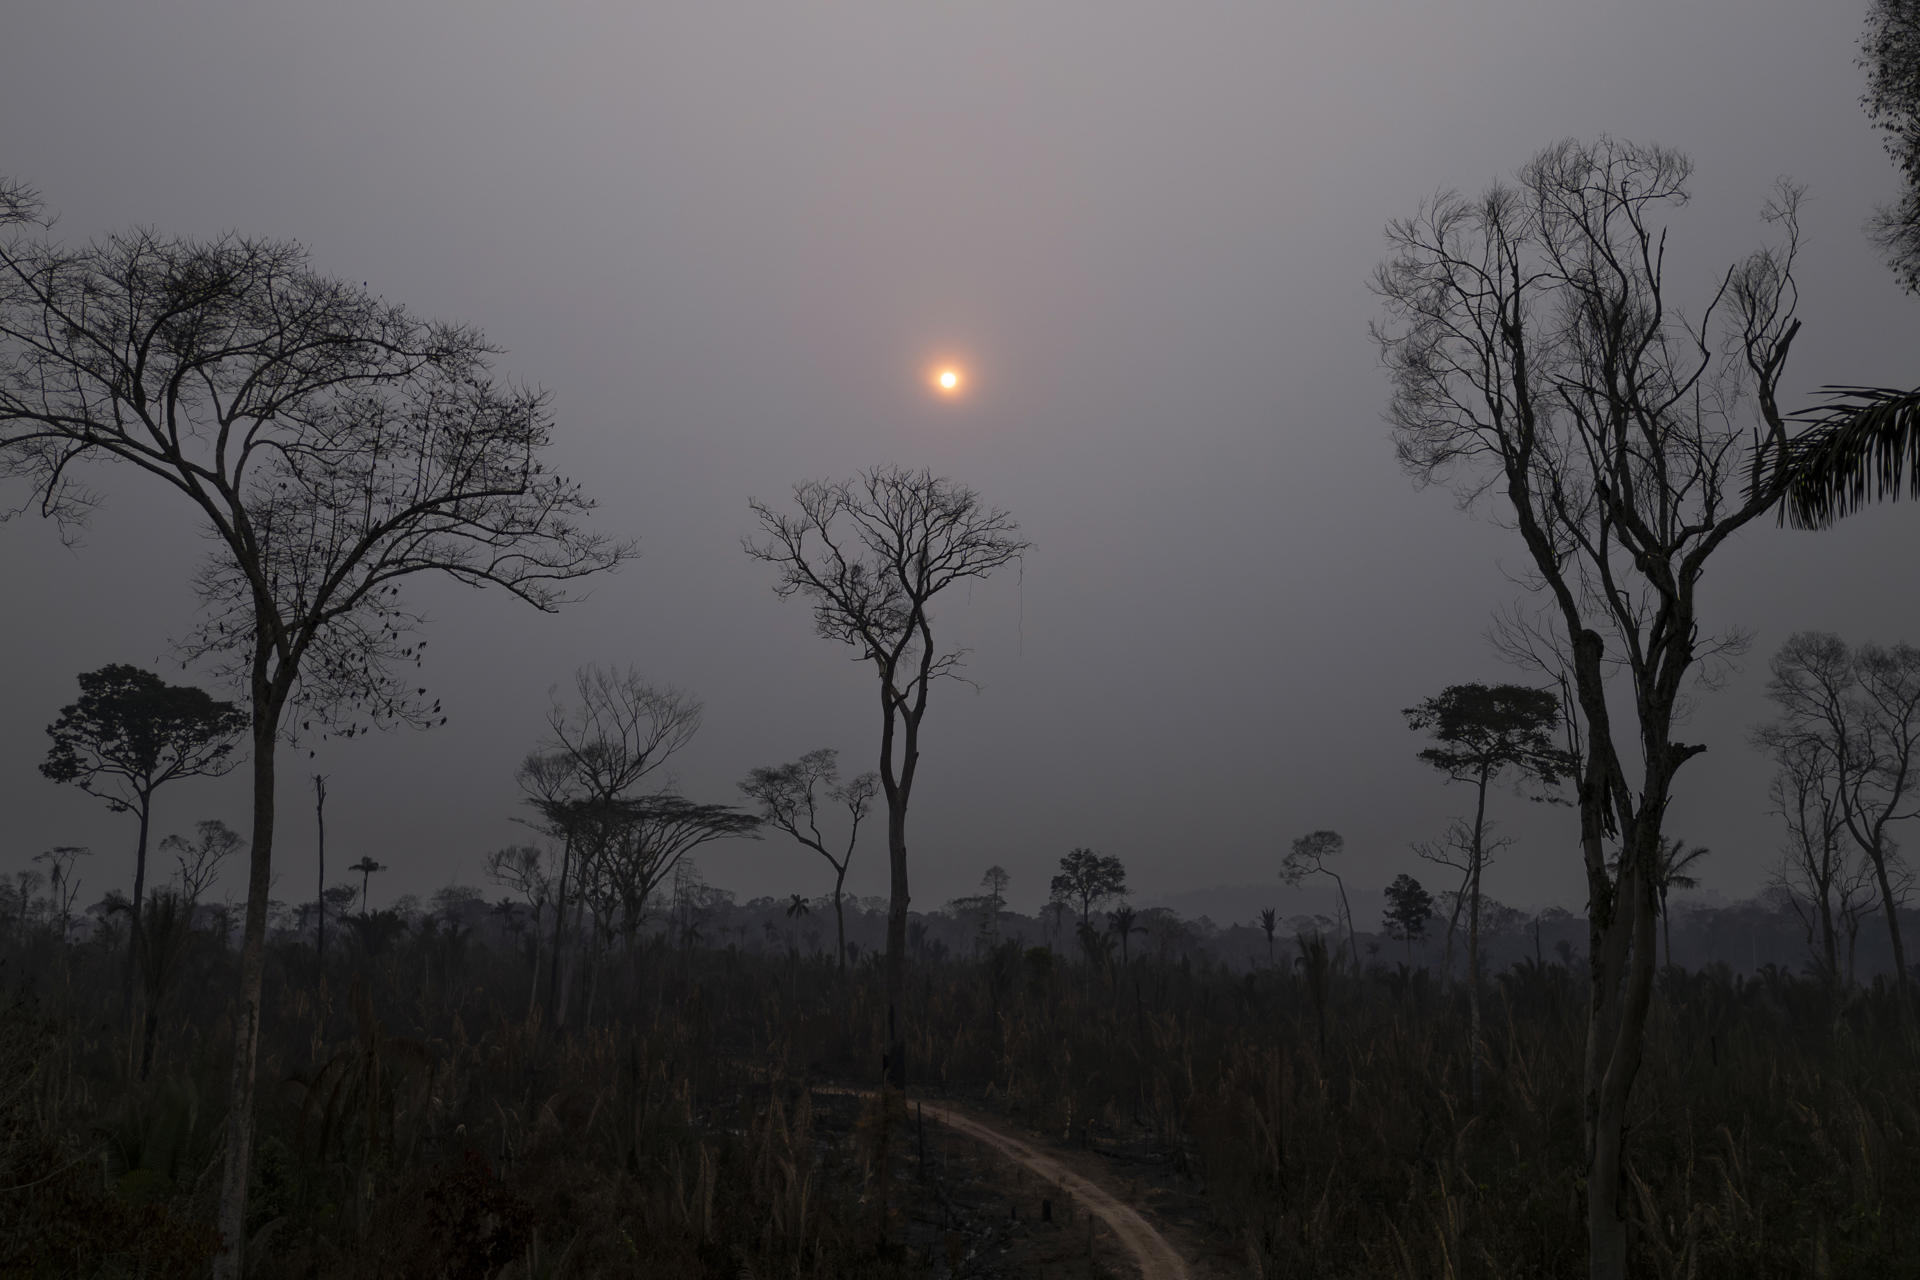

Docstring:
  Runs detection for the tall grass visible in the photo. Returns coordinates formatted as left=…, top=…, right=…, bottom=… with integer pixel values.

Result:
left=3, top=897, right=1914, bottom=1277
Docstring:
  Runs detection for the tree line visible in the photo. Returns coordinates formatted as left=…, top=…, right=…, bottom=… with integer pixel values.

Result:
left=9, top=4, right=1920, bottom=1270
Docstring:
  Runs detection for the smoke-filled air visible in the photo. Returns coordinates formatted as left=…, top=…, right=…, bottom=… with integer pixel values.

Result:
left=4, top=3, right=1920, bottom=1277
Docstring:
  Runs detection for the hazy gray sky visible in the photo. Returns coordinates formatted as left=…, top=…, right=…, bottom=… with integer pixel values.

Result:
left=3, top=1, right=1915, bottom=921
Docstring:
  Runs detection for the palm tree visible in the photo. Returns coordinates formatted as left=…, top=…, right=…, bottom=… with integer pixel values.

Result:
left=1258, top=907, right=1278, bottom=967
left=348, top=857, right=386, bottom=913
left=1770, top=386, right=1920, bottom=529
left=1654, top=838, right=1711, bottom=971
left=1108, top=904, right=1143, bottom=965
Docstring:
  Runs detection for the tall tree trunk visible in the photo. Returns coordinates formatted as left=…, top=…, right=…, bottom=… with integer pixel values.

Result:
left=214, top=688, right=283, bottom=1280
left=547, top=834, right=572, bottom=1026
left=313, top=776, right=327, bottom=974
left=1866, top=847, right=1910, bottom=990
left=140, top=1003, right=161, bottom=1082
left=1329, top=870, right=1360, bottom=975
left=1660, top=886, right=1672, bottom=972
left=1586, top=824, right=1660, bottom=1280
left=1467, top=763, right=1490, bottom=1111
left=883, top=801, right=908, bottom=1087
left=1440, top=862, right=1470, bottom=984
left=833, top=866, right=848, bottom=970
left=525, top=903, right=545, bottom=1024
left=1818, top=890, right=1838, bottom=993
left=123, top=795, right=153, bottom=1057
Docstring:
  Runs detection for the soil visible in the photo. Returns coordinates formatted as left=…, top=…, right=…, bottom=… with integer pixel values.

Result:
left=806, top=1084, right=1240, bottom=1280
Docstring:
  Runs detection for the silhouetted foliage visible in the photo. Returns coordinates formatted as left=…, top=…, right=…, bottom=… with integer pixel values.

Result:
left=0, top=193, right=631, bottom=1275
left=1863, top=0, right=1920, bottom=294
left=42, top=664, right=246, bottom=1010
left=1049, top=847, right=1127, bottom=928
left=1382, top=873, right=1434, bottom=959
left=1281, top=831, right=1358, bottom=974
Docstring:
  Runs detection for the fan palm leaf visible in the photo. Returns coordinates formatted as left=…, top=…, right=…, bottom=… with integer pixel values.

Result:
left=1770, top=385, right=1920, bottom=528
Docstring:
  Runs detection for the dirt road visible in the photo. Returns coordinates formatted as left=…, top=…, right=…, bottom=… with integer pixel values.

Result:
left=814, top=1085, right=1194, bottom=1280
left=917, top=1098, right=1193, bottom=1280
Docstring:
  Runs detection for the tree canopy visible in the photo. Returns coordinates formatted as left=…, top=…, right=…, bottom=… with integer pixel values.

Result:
left=42, top=665, right=247, bottom=813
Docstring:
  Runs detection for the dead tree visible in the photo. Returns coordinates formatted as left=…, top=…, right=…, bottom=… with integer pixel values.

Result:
left=746, top=465, right=1027, bottom=1087
left=739, top=748, right=877, bottom=967
left=0, top=193, right=628, bottom=1276
left=1373, top=138, right=1803, bottom=1279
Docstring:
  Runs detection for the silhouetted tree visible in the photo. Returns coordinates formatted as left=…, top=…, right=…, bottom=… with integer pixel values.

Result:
left=0, top=192, right=629, bottom=1275
left=1405, top=681, right=1572, bottom=1107
left=1257, top=907, right=1278, bottom=967
left=1281, top=831, right=1358, bottom=974
left=313, top=775, right=329, bottom=965
left=739, top=748, right=877, bottom=967
left=1382, top=874, right=1434, bottom=965
left=1756, top=632, right=1920, bottom=990
left=524, top=670, right=701, bottom=1021
left=1862, top=0, right=1920, bottom=292
left=1758, top=732, right=1869, bottom=991
left=41, top=663, right=246, bottom=1007
left=1041, top=897, right=1071, bottom=952
left=1375, top=137, right=1804, bottom=1278
left=1653, top=838, right=1710, bottom=970
left=980, top=865, right=1011, bottom=938
left=35, top=845, right=89, bottom=942
left=1108, top=904, right=1142, bottom=965
left=1295, top=930, right=1332, bottom=1058
left=349, top=856, right=386, bottom=911
left=1757, top=8, right=1920, bottom=528
left=484, top=843, right=555, bottom=1013
left=1051, top=848, right=1127, bottom=928
left=160, top=818, right=244, bottom=911
left=1415, top=817, right=1515, bottom=986
left=746, top=465, right=1027, bottom=1087
left=576, top=794, right=759, bottom=957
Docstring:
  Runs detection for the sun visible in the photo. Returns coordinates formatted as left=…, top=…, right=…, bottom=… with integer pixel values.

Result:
left=929, top=365, right=966, bottom=397
left=939, top=369, right=959, bottom=390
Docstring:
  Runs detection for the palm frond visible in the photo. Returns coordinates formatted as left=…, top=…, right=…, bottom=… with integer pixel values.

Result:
left=1772, top=385, right=1920, bottom=529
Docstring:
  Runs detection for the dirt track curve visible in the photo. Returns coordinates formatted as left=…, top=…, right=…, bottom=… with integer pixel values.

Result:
left=816, top=1086, right=1193, bottom=1280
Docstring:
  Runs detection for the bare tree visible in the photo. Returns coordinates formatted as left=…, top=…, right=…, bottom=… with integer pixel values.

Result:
left=1373, top=137, right=1804, bottom=1278
left=746, top=465, right=1028, bottom=1087
left=545, top=667, right=703, bottom=802
left=1281, top=830, right=1359, bottom=975
left=739, top=749, right=876, bottom=967
left=523, top=669, right=704, bottom=1022
left=1757, top=632, right=1920, bottom=989
left=1760, top=733, right=1871, bottom=991
left=1414, top=816, right=1516, bottom=986
left=485, top=843, right=556, bottom=1017
left=0, top=196, right=629, bottom=1276
left=161, top=818, right=244, bottom=911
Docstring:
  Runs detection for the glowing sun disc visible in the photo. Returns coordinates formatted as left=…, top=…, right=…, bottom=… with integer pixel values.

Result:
left=939, top=369, right=958, bottom=390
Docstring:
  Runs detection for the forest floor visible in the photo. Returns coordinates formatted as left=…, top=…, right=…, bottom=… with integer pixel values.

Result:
left=810, top=1085, right=1237, bottom=1280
